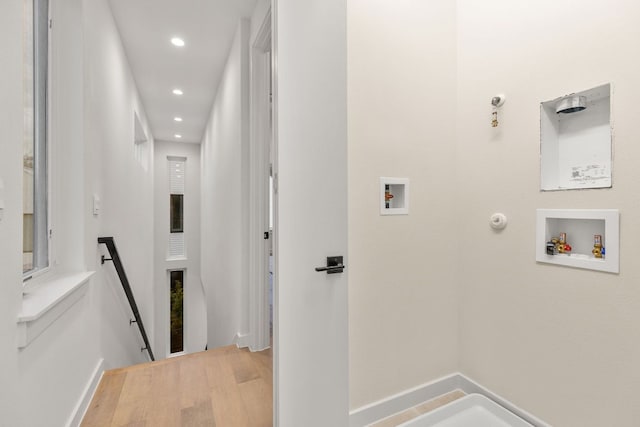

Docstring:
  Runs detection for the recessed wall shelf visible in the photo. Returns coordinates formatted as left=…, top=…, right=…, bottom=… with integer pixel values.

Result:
left=540, top=83, right=612, bottom=191
left=380, top=177, right=409, bottom=215
left=536, top=209, right=619, bottom=273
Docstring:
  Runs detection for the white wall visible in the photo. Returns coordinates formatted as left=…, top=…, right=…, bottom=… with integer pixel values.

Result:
left=456, top=1, right=640, bottom=426
left=83, top=0, right=156, bottom=370
left=0, top=0, right=26, bottom=422
left=17, top=0, right=103, bottom=424
left=84, top=0, right=156, bottom=365
left=349, top=3, right=640, bottom=425
left=0, top=0, right=156, bottom=424
left=348, top=0, right=460, bottom=409
left=250, top=0, right=270, bottom=41
left=201, top=19, right=251, bottom=349
left=154, top=140, right=206, bottom=357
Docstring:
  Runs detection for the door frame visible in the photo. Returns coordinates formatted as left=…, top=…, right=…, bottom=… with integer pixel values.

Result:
left=248, top=6, right=272, bottom=353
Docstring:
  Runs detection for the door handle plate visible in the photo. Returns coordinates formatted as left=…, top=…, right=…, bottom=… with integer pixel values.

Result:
left=315, top=256, right=345, bottom=274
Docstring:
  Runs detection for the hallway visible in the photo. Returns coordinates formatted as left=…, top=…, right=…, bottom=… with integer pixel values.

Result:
left=82, top=346, right=272, bottom=426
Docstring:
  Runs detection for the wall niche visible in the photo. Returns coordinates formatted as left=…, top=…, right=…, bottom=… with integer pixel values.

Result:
left=540, top=84, right=612, bottom=191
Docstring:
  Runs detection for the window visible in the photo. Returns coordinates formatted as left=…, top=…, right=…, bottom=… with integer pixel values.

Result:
left=170, top=194, right=184, bottom=233
left=167, top=157, right=186, bottom=259
left=169, top=270, right=184, bottom=354
left=23, top=0, right=50, bottom=277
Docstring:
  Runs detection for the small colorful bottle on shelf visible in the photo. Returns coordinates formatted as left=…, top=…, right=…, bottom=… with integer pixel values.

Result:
left=592, top=234, right=603, bottom=258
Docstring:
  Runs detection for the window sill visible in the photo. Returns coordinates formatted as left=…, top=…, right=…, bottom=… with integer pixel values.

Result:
left=17, top=271, right=94, bottom=348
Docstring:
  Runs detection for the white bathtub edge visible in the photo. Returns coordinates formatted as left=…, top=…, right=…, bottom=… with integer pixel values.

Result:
left=349, top=372, right=552, bottom=427
left=457, top=374, right=552, bottom=427
left=397, top=394, right=534, bottom=427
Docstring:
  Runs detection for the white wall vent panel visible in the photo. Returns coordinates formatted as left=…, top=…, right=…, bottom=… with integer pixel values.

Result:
left=168, top=233, right=185, bottom=259
left=168, top=157, right=186, bottom=194
left=167, top=156, right=186, bottom=259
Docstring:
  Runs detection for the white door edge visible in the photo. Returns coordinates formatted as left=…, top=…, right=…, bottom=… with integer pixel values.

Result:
left=248, top=5, right=273, bottom=353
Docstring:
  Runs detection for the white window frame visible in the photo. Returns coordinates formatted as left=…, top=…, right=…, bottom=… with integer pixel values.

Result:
left=167, top=156, right=187, bottom=260
left=23, top=0, right=51, bottom=282
left=168, top=268, right=186, bottom=357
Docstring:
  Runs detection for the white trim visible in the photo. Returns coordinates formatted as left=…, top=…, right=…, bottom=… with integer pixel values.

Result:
left=349, top=373, right=551, bottom=427
left=248, top=5, right=272, bottom=353
left=66, top=358, right=104, bottom=427
left=456, top=375, right=550, bottom=427
left=234, top=332, right=251, bottom=348
left=396, top=394, right=534, bottom=427
left=271, top=2, right=280, bottom=426
left=349, top=374, right=460, bottom=427
left=23, top=0, right=52, bottom=283
left=17, top=271, right=94, bottom=348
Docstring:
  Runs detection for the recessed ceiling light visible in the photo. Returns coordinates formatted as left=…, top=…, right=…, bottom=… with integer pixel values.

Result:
left=172, top=89, right=183, bottom=96
left=175, top=134, right=182, bottom=139
left=171, top=37, right=185, bottom=47
left=174, top=117, right=183, bottom=122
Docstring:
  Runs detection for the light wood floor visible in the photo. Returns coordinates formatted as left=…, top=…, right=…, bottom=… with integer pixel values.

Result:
left=83, top=344, right=462, bottom=427
left=82, top=345, right=273, bottom=427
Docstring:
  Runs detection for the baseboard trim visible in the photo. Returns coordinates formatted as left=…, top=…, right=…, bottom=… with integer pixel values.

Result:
left=349, top=372, right=550, bottom=427
left=66, top=358, right=104, bottom=427
left=234, top=332, right=250, bottom=348
left=349, top=373, right=460, bottom=427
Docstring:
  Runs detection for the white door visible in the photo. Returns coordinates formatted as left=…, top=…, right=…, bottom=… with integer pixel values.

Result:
left=272, top=0, right=349, bottom=426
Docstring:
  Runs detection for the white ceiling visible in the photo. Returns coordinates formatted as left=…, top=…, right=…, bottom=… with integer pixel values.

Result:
left=108, top=0, right=258, bottom=144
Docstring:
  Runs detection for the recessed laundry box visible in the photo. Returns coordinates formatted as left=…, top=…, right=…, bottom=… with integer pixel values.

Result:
left=535, top=208, right=619, bottom=273
left=379, top=177, right=410, bottom=215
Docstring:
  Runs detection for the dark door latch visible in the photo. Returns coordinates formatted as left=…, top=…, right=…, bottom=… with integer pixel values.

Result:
left=315, top=256, right=345, bottom=274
